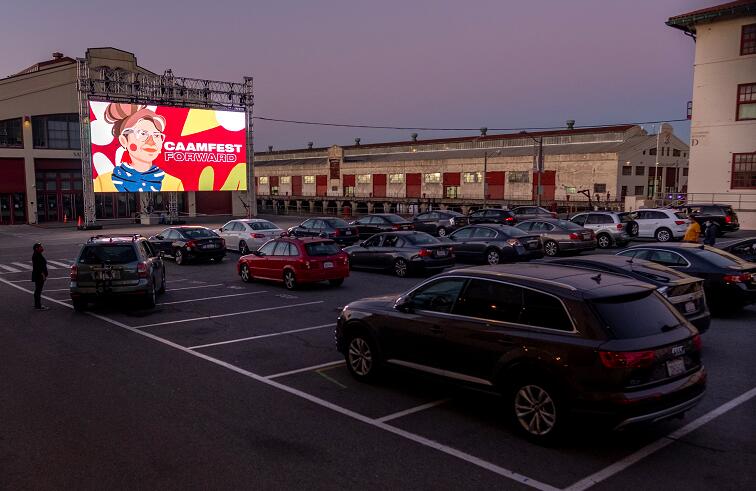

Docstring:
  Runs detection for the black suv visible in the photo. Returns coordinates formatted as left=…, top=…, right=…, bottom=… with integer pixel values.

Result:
left=468, top=208, right=517, bottom=225
left=336, top=264, right=705, bottom=442
left=70, top=235, right=166, bottom=310
left=149, top=226, right=226, bottom=265
left=678, top=203, right=740, bottom=235
left=288, top=217, right=360, bottom=245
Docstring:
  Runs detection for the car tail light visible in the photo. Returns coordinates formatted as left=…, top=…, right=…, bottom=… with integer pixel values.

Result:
left=599, top=350, right=656, bottom=369
left=692, top=334, right=702, bottom=351
left=186, top=240, right=197, bottom=249
left=506, top=239, right=522, bottom=247
left=505, top=216, right=515, bottom=222
left=251, top=233, right=265, bottom=238
left=569, top=233, right=579, bottom=240
left=418, top=248, right=432, bottom=257
left=616, top=223, right=624, bottom=230
left=137, top=262, right=149, bottom=279
left=298, top=259, right=312, bottom=269
left=725, top=215, right=732, bottom=223
left=723, top=272, right=752, bottom=283
left=675, top=220, right=687, bottom=225
left=70, top=264, right=78, bottom=281
left=333, top=229, right=341, bottom=236
left=392, top=224, right=402, bottom=230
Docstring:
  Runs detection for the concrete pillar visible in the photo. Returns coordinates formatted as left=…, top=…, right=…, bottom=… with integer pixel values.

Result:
left=336, top=200, right=343, bottom=216
left=188, top=191, right=197, bottom=217
left=350, top=201, right=358, bottom=215
left=284, top=200, right=290, bottom=213
left=308, top=200, right=316, bottom=213
left=461, top=205, right=470, bottom=214
left=383, top=202, right=391, bottom=213
left=296, top=200, right=302, bottom=213
left=439, top=203, right=448, bottom=210
left=367, top=202, right=374, bottom=214
left=420, top=203, right=428, bottom=212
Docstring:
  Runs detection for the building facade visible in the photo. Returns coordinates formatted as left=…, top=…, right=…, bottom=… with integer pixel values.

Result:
left=668, top=0, right=756, bottom=228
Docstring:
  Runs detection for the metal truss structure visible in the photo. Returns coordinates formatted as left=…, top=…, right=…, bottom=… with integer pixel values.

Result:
left=76, top=59, right=255, bottom=226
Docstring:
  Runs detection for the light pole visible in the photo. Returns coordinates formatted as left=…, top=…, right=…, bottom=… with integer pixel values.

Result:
left=519, top=132, right=544, bottom=207
left=483, top=151, right=488, bottom=209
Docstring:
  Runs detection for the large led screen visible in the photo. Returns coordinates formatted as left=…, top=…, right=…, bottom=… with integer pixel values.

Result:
left=89, top=101, right=247, bottom=192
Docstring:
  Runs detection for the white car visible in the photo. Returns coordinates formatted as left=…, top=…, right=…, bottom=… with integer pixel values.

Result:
left=633, top=209, right=691, bottom=242
left=216, top=219, right=284, bottom=254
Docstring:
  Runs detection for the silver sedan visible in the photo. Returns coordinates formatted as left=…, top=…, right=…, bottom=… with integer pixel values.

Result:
left=216, top=219, right=284, bottom=254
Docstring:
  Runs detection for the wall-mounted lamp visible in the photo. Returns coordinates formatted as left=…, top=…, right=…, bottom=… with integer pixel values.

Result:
left=23, top=116, right=31, bottom=129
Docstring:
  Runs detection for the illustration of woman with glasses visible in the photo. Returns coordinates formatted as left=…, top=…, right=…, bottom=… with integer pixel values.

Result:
left=93, top=103, right=184, bottom=192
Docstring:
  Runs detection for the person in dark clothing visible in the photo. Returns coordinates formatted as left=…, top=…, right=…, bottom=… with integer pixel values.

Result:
left=31, top=242, right=49, bottom=310
left=703, top=220, right=719, bottom=246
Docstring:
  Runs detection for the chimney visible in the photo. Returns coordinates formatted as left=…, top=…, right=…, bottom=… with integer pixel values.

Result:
left=267, top=145, right=273, bottom=152
left=354, top=138, right=361, bottom=146
left=52, top=52, right=64, bottom=60
left=566, top=120, right=575, bottom=130
left=307, top=142, right=313, bottom=149
left=411, top=133, right=418, bottom=142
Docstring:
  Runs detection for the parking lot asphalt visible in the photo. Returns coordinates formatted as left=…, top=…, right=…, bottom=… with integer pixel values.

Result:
left=1, top=220, right=755, bottom=490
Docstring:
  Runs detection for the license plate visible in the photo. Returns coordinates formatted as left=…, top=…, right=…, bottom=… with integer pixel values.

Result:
left=323, top=261, right=334, bottom=269
left=435, top=250, right=448, bottom=257
left=93, top=270, right=120, bottom=280
left=345, top=231, right=352, bottom=235
left=583, top=233, right=591, bottom=240
left=685, top=301, right=696, bottom=313
left=203, top=244, right=218, bottom=249
left=666, top=358, right=686, bottom=377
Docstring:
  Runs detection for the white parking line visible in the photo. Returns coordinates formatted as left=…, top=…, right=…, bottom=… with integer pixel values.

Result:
left=376, top=399, right=451, bottom=423
left=47, top=260, right=72, bottom=268
left=159, top=291, right=268, bottom=306
left=0, top=265, right=22, bottom=273
left=10, top=276, right=70, bottom=282
left=564, top=386, right=756, bottom=491
left=45, top=288, right=71, bottom=292
left=265, top=360, right=346, bottom=380
left=189, top=323, right=335, bottom=350
left=167, top=283, right=223, bottom=292
left=133, top=301, right=324, bottom=329
left=11, top=262, right=32, bottom=270
left=0, top=276, right=558, bottom=491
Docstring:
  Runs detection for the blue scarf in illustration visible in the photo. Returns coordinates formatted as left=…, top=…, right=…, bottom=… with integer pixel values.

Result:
left=111, top=163, right=166, bottom=192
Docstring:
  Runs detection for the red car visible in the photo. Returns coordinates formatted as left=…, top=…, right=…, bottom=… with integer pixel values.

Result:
left=237, top=237, right=349, bottom=290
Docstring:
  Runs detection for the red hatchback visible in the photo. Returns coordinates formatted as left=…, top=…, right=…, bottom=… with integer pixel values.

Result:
left=237, top=237, right=349, bottom=290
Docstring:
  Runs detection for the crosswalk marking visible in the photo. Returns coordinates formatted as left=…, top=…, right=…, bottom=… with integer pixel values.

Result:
left=0, top=264, right=21, bottom=273
left=0, top=259, right=73, bottom=274
left=10, top=262, right=32, bottom=271
left=48, top=260, right=72, bottom=268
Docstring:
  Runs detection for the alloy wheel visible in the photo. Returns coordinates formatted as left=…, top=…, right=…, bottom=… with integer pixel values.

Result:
left=175, top=249, right=184, bottom=265
left=656, top=229, right=671, bottom=242
left=437, top=227, right=447, bottom=237
left=597, top=234, right=611, bottom=249
left=514, top=384, right=557, bottom=436
left=240, top=264, right=251, bottom=283
left=394, top=259, right=408, bottom=277
left=240, top=241, right=250, bottom=255
left=487, top=249, right=501, bottom=265
left=284, top=270, right=296, bottom=290
left=348, top=337, right=373, bottom=377
left=544, top=241, right=558, bottom=257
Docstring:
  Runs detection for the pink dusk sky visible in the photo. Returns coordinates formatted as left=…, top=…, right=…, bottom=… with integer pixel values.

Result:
left=2, top=0, right=714, bottom=149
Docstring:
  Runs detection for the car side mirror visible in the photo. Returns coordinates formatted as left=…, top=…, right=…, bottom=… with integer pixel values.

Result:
left=394, top=296, right=413, bottom=312
left=155, top=235, right=164, bottom=240
left=252, top=250, right=264, bottom=256
left=359, top=241, right=367, bottom=248
left=318, top=232, right=328, bottom=238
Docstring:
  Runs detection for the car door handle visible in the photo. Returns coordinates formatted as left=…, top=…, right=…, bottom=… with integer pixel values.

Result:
left=429, top=325, right=443, bottom=334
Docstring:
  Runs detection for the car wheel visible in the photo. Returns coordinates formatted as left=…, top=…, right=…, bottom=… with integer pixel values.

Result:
left=655, top=228, right=672, bottom=242
left=72, top=298, right=87, bottom=312
left=437, top=226, right=448, bottom=237
left=596, top=233, right=612, bottom=249
left=144, top=287, right=157, bottom=309
left=509, top=379, right=564, bottom=443
left=345, top=333, right=381, bottom=382
left=174, top=248, right=185, bottom=265
left=240, top=263, right=252, bottom=283
left=485, top=248, right=501, bottom=265
left=239, top=241, right=250, bottom=255
left=544, top=240, right=559, bottom=257
left=157, top=271, right=166, bottom=294
left=393, top=258, right=409, bottom=277
left=283, top=269, right=297, bottom=290
left=329, top=278, right=344, bottom=287
left=626, top=221, right=639, bottom=237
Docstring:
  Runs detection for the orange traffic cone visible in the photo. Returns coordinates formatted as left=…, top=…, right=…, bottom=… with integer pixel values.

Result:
left=77, top=216, right=82, bottom=229
left=63, top=213, right=68, bottom=223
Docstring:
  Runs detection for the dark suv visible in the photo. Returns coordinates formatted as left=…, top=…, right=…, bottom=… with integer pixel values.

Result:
left=679, top=203, right=740, bottom=235
left=70, top=235, right=166, bottom=310
left=467, top=208, right=517, bottom=225
left=336, top=264, right=705, bottom=443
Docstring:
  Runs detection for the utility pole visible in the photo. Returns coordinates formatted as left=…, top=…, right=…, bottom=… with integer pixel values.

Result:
left=536, top=138, right=543, bottom=208
left=483, top=151, right=488, bottom=209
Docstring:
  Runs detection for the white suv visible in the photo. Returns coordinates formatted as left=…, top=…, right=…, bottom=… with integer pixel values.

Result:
left=633, top=209, right=690, bottom=242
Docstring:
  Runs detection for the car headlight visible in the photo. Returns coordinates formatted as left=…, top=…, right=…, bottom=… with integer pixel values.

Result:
left=449, top=218, right=456, bottom=226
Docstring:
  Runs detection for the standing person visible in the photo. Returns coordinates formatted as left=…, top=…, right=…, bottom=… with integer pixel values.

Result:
left=683, top=219, right=701, bottom=243
left=31, top=242, right=48, bottom=310
left=703, top=219, right=719, bottom=246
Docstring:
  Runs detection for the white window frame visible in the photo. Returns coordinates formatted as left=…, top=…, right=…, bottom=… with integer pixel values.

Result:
left=356, top=174, right=372, bottom=184
left=424, top=172, right=441, bottom=184
left=258, top=176, right=269, bottom=185
left=303, top=175, right=315, bottom=184
left=463, top=172, right=482, bottom=183
left=389, top=173, right=404, bottom=184
left=280, top=176, right=291, bottom=184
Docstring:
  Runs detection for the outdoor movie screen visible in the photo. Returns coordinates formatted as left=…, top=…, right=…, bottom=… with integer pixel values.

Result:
left=88, top=101, right=247, bottom=192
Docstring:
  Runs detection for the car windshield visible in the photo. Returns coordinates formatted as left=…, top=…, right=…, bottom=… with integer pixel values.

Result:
left=617, top=213, right=635, bottom=223
left=697, top=247, right=751, bottom=267
left=406, top=233, right=440, bottom=245
left=305, top=242, right=341, bottom=256
left=79, top=245, right=137, bottom=264
left=591, top=291, right=685, bottom=338
left=383, top=214, right=406, bottom=223
left=180, top=228, right=217, bottom=238
left=556, top=220, right=583, bottom=230
left=326, top=218, right=350, bottom=228
left=446, top=211, right=464, bottom=217
left=250, top=221, right=278, bottom=230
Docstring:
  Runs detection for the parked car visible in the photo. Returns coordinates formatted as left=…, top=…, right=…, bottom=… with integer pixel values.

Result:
left=344, top=231, right=454, bottom=277
left=511, top=206, right=556, bottom=221
left=411, top=210, right=468, bottom=237
left=149, top=226, right=225, bottom=265
left=336, top=263, right=705, bottom=443
left=718, top=237, right=756, bottom=262
left=467, top=208, right=517, bottom=225
left=616, top=243, right=756, bottom=312
left=632, top=209, right=690, bottom=242
left=70, top=235, right=166, bottom=310
left=515, top=218, right=596, bottom=257
left=443, top=225, right=543, bottom=264
left=287, top=217, right=359, bottom=246
left=678, top=203, right=740, bottom=235
left=216, top=219, right=284, bottom=254
left=237, top=237, right=349, bottom=290
left=549, top=255, right=710, bottom=332
left=569, top=212, right=638, bottom=249
left=349, top=213, right=414, bottom=239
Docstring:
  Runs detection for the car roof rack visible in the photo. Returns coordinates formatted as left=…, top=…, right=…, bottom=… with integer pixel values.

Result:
left=87, top=234, right=142, bottom=243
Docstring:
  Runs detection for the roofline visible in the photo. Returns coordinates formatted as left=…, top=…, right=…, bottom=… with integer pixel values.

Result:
left=666, top=1, right=756, bottom=33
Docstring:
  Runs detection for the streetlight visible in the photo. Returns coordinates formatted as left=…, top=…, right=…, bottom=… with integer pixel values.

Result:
left=519, top=131, right=544, bottom=207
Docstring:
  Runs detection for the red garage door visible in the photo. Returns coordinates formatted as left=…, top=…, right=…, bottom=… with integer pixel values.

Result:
left=270, top=176, right=279, bottom=187
left=406, top=173, right=421, bottom=198
left=487, top=171, right=505, bottom=199
left=196, top=191, right=232, bottom=215
left=373, top=174, right=386, bottom=197
left=316, top=175, right=328, bottom=197
left=292, top=175, right=302, bottom=196
left=532, top=171, right=556, bottom=201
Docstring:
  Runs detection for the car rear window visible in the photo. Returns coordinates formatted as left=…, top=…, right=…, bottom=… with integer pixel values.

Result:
left=326, top=218, right=349, bottom=228
left=79, top=245, right=137, bottom=265
left=674, top=212, right=688, bottom=220
left=697, top=247, right=750, bottom=267
left=591, top=291, right=685, bottom=338
left=556, top=220, right=583, bottom=230
left=250, top=221, right=278, bottom=230
left=618, top=213, right=635, bottom=223
left=181, top=228, right=217, bottom=238
left=383, top=214, right=406, bottom=223
left=406, top=233, right=440, bottom=245
left=305, top=241, right=341, bottom=256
